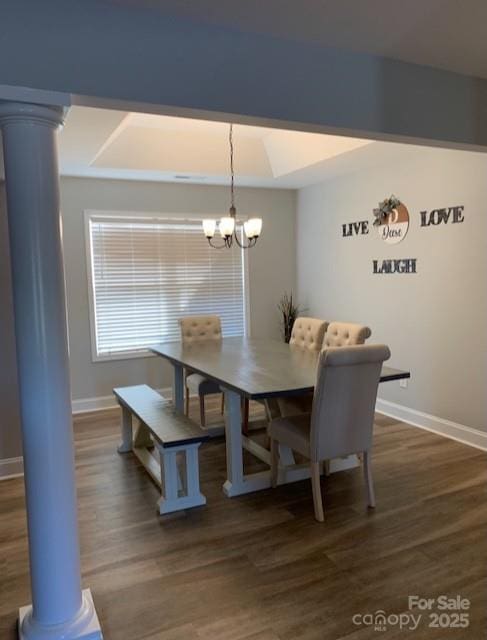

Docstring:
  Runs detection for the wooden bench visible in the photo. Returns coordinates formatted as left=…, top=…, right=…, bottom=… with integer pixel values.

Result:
left=113, top=384, right=209, bottom=514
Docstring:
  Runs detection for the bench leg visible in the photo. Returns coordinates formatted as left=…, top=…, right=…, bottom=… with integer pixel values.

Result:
left=156, top=443, right=206, bottom=515
left=133, top=420, right=153, bottom=448
left=117, top=406, right=133, bottom=453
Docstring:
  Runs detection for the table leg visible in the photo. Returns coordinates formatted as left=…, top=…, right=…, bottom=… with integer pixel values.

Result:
left=222, top=389, right=283, bottom=496
left=222, top=389, right=244, bottom=496
left=172, top=363, right=184, bottom=414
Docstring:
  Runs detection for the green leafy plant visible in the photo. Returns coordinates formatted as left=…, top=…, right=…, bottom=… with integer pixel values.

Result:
left=373, top=194, right=402, bottom=226
left=278, top=292, right=304, bottom=343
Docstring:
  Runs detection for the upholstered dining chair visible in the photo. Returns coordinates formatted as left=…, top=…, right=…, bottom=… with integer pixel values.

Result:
left=246, top=316, right=329, bottom=436
left=179, top=315, right=223, bottom=427
left=270, top=344, right=391, bottom=521
left=275, top=316, right=328, bottom=418
left=323, top=321, right=371, bottom=348
left=289, top=316, right=329, bottom=351
left=277, top=320, right=372, bottom=419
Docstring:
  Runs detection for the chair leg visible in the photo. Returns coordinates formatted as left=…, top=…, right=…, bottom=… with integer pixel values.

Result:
left=199, top=395, right=206, bottom=428
left=185, top=386, right=190, bottom=416
left=270, top=439, right=279, bottom=488
left=310, top=461, right=324, bottom=522
left=242, top=397, right=249, bottom=435
left=363, top=450, right=375, bottom=508
left=221, top=392, right=225, bottom=415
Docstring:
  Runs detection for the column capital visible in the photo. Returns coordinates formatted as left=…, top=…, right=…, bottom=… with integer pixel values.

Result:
left=0, top=101, right=64, bottom=129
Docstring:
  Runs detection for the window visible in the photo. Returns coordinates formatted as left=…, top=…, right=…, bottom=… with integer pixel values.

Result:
left=85, top=212, right=248, bottom=360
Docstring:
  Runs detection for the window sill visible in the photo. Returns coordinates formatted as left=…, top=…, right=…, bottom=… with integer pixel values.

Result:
left=92, top=350, right=157, bottom=364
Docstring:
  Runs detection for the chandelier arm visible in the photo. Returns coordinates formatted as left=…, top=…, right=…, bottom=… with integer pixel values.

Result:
left=207, top=237, right=228, bottom=249
left=233, top=231, right=258, bottom=250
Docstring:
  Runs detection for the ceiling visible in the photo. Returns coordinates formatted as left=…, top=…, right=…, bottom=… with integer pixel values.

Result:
left=105, top=0, right=487, bottom=79
left=58, top=106, right=424, bottom=188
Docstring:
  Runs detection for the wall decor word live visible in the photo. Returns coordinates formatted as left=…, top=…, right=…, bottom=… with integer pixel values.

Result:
left=342, top=220, right=369, bottom=237
left=373, top=258, right=417, bottom=274
left=373, top=195, right=410, bottom=245
left=420, top=206, right=465, bottom=227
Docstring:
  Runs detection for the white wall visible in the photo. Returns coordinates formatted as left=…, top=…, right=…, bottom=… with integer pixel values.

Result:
left=297, top=147, right=487, bottom=434
left=60, top=177, right=296, bottom=404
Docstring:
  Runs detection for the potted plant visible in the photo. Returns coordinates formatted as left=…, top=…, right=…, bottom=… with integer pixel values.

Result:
left=278, top=292, right=304, bottom=343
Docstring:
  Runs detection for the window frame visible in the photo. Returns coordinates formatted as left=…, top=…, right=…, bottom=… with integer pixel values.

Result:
left=84, top=210, right=251, bottom=363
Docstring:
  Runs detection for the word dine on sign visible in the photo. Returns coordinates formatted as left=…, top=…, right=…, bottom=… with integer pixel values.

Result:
left=373, top=258, right=417, bottom=274
left=420, top=206, right=464, bottom=227
left=342, top=220, right=369, bottom=237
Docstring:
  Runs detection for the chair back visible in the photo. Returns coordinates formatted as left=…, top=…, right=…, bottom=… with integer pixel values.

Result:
left=179, top=315, right=222, bottom=344
left=310, top=344, right=390, bottom=461
left=323, top=321, right=371, bottom=348
left=289, top=317, right=328, bottom=352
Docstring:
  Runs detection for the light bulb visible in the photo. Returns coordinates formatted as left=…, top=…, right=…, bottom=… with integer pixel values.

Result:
left=219, top=216, right=235, bottom=238
left=202, top=219, right=216, bottom=238
left=244, top=217, right=262, bottom=239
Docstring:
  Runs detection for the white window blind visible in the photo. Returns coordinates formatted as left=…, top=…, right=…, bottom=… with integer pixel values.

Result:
left=87, top=215, right=247, bottom=359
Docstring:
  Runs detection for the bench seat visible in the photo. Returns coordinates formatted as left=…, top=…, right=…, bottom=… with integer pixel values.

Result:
left=113, top=384, right=209, bottom=514
left=113, top=384, right=208, bottom=448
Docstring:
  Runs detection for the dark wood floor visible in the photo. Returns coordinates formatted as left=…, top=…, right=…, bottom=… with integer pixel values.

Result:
left=0, top=399, right=486, bottom=639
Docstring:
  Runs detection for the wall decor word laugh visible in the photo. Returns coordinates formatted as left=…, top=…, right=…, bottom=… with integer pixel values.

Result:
left=342, top=220, right=369, bottom=237
left=420, top=206, right=465, bottom=227
left=373, top=258, right=417, bottom=274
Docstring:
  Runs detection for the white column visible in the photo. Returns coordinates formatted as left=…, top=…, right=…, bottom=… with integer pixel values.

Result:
left=0, top=102, right=102, bottom=640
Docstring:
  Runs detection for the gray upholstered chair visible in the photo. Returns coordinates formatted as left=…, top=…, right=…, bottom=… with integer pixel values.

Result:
left=270, top=344, right=391, bottom=521
left=323, top=321, right=371, bottom=348
left=179, top=315, right=223, bottom=427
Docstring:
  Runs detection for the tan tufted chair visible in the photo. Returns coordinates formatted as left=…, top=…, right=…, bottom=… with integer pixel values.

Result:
left=276, top=316, right=328, bottom=418
left=289, top=317, right=328, bottom=351
left=277, top=320, right=372, bottom=418
left=323, top=322, right=371, bottom=348
left=179, top=315, right=223, bottom=427
left=270, top=344, right=391, bottom=521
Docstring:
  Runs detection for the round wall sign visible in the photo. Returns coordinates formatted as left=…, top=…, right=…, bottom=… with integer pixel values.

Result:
left=376, top=203, right=410, bottom=244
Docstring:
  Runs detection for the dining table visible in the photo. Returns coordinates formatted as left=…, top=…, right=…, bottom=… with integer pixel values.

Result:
left=150, top=337, right=410, bottom=497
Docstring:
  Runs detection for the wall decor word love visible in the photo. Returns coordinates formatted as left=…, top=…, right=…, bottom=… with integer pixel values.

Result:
left=342, top=220, right=369, bottom=237
left=373, top=258, right=417, bottom=274
left=420, top=206, right=465, bottom=227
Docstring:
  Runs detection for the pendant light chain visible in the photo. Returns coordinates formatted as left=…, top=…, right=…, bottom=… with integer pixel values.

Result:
left=229, top=123, right=235, bottom=211
left=202, top=122, right=262, bottom=249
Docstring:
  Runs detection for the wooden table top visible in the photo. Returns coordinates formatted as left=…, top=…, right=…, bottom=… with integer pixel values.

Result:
left=150, top=337, right=410, bottom=400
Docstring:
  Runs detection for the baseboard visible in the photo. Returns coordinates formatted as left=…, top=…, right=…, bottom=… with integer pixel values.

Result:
left=4, top=395, right=483, bottom=483
left=0, top=456, right=24, bottom=480
left=376, top=398, right=487, bottom=452
left=72, top=387, right=172, bottom=414
left=72, top=391, right=487, bottom=451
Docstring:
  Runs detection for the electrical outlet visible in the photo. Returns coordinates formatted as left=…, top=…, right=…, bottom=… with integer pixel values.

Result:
left=400, top=378, right=408, bottom=389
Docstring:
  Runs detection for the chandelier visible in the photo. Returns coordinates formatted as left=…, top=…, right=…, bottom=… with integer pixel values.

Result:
left=202, top=124, right=262, bottom=249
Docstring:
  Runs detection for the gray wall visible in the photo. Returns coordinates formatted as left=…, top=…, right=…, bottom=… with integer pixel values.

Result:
left=1, top=1, right=487, bottom=149
left=0, top=180, right=22, bottom=461
left=60, top=177, right=296, bottom=402
left=297, top=147, right=487, bottom=432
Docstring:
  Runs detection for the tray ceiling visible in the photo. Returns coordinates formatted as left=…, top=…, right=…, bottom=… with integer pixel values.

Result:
left=58, top=106, right=423, bottom=188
